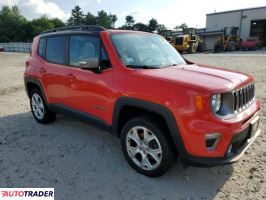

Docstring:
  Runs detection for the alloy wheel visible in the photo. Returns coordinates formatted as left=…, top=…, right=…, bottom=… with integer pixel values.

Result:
left=31, top=93, right=45, bottom=119
left=126, top=126, right=162, bottom=170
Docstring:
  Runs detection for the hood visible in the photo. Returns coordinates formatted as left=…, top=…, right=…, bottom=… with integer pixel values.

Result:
left=136, top=64, right=253, bottom=92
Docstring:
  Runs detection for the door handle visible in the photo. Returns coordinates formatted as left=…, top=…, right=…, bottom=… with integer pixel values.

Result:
left=66, top=73, right=76, bottom=80
left=39, top=67, right=46, bottom=74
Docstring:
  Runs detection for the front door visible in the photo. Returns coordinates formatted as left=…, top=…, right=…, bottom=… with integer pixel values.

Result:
left=64, top=34, right=114, bottom=123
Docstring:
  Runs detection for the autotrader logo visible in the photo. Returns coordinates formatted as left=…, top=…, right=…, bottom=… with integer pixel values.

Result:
left=0, top=188, right=54, bottom=199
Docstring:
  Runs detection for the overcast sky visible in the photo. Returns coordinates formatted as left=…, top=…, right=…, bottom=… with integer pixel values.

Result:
left=1, top=0, right=265, bottom=28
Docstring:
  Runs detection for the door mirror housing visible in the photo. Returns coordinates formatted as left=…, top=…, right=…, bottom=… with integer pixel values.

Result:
left=79, top=57, right=99, bottom=70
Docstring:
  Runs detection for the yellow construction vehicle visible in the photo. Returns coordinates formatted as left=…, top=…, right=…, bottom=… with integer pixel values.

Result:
left=170, top=28, right=206, bottom=53
left=160, top=30, right=173, bottom=42
left=214, top=27, right=241, bottom=52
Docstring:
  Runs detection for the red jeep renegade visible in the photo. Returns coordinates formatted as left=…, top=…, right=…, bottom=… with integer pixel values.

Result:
left=24, top=26, right=261, bottom=177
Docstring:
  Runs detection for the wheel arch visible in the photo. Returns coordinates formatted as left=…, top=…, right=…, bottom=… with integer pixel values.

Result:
left=112, top=97, right=186, bottom=155
left=24, top=77, right=48, bottom=104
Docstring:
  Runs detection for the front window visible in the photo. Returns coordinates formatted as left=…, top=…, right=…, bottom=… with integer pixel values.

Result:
left=111, top=33, right=186, bottom=69
left=69, top=35, right=100, bottom=67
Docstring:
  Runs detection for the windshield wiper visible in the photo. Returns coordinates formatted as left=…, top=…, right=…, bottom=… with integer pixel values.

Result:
left=161, top=63, right=180, bottom=68
left=126, top=65, right=158, bottom=69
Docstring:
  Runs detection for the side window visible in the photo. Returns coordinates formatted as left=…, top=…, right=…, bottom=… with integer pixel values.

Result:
left=38, top=38, right=46, bottom=58
left=69, top=35, right=100, bottom=67
left=46, top=36, right=65, bottom=64
left=101, top=47, right=111, bottom=69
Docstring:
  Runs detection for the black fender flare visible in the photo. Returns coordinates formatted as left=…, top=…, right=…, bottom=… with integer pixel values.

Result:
left=112, top=97, right=187, bottom=157
left=24, top=76, right=48, bottom=104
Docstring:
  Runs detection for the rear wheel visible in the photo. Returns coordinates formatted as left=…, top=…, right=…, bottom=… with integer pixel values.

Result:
left=121, top=116, right=175, bottom=177
left=197, top=43, right=206, bottom=52
left=30, top=88, right=56, bottom=124
left=214, top=43, right=223, bottom=52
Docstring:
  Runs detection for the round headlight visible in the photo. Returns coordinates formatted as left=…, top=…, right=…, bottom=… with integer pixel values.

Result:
left=211, top=94, right=222, bottom=113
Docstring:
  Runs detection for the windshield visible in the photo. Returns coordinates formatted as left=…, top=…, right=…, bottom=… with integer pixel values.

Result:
left=111, top=33, right=186, bottom=69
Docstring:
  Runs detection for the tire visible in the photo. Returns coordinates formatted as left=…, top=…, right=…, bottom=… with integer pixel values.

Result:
left=188, top=43, right=197, bottom=54
left=214, top=43, right=223, bottom=52
left=197, top=43, right=206, bottom=52
left=30, top=88, right=56, bottom=124
left=227, top=41, right=236, bottom=51
left=121, top=115, right=175, bottom=177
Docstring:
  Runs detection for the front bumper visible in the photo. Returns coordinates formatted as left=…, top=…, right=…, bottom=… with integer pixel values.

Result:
left=181, top=126, right=261, bottom=167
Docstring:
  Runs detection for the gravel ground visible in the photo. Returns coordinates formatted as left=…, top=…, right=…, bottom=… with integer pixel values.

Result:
left=0, top=52, right=265, bottom=200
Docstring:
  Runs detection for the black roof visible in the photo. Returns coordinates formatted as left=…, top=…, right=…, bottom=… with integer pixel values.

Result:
left=40, top=25, right=106, bottom=35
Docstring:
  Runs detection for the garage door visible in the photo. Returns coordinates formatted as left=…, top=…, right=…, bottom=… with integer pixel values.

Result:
left=250, top=20, right=266, bottom=46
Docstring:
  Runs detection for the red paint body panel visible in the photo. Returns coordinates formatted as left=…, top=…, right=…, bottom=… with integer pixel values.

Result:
left=241, top=37, right=262, bottom=48
left=24, top=30, right=261, bottom=159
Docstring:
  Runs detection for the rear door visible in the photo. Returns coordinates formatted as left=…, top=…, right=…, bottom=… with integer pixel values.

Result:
left=40, top=35, right=72, bottom=105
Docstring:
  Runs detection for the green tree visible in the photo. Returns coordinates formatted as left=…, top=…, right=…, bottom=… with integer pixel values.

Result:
left=179, top=23, right=188, bottom=29
left=30, top=16, right=54, bottom=37
left=125, top=15, right=135, bottom=27
left=109, top=14, right=117, bottom=28
left=84, top=12, right=96, bottom=25
left=0, top=5, right=28, bottom=42
left=133, top=23, right=148, bottom=32
left=97, top=10, right=117, bottom=28
left=174, top=25, right=179, bottom=30
left=157, top=24, right=167, bottom=34
left=147, top=18, right=158, bottom=32
left=97, top=10, right=110, bottom=28
left=51, top=18, right=65, bottom=28
left=67, top=5, right=84, bottom=25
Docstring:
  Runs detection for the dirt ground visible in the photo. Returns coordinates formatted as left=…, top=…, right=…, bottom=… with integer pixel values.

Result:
left=0, top=52, right=265, bottom=200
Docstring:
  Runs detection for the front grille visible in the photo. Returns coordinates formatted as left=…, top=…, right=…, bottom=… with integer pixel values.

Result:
left=175, top=37, right=183, bottom=45
left=232, top=83, right=255, bottom=112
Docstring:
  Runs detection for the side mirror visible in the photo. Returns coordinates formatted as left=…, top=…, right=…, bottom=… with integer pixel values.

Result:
left=79, top=57, right=99, bottom=70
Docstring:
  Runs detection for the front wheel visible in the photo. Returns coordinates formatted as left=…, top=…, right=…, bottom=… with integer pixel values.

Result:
left=121, top=116, right=175, bottom=177
left=188, top=43, right=197, bottom=54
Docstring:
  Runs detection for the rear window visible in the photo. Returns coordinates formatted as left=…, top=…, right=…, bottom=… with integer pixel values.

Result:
left=46, top=36, right=65, bottom=64
left=38, top=38, right=46, bottom=58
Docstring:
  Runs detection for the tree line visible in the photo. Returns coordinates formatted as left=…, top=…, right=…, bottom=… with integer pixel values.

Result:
left=0, top=5, right=187, bottom=42
left=0, top=5, right=65, bottom=42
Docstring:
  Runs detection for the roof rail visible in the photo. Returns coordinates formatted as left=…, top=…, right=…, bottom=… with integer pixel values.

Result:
left=40, top=25, right=106, bottom=34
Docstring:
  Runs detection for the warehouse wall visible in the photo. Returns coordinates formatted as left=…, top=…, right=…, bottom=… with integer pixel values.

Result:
left=241, top=7, right=266, bottom=40
left=207, top=7, right=266, bottom=40
left=205, top=7, right=266, bottom=50
left=206, top=12, right=241, bottom=32
left=204, top=35, right=219, bottom=50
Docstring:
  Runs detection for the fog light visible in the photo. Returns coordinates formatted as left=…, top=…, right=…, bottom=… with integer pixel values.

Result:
left=205, top=133, right=220, bottom=150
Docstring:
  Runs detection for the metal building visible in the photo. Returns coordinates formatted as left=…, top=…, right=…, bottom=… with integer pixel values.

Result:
left=202, top=6, right=266, bottom=50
